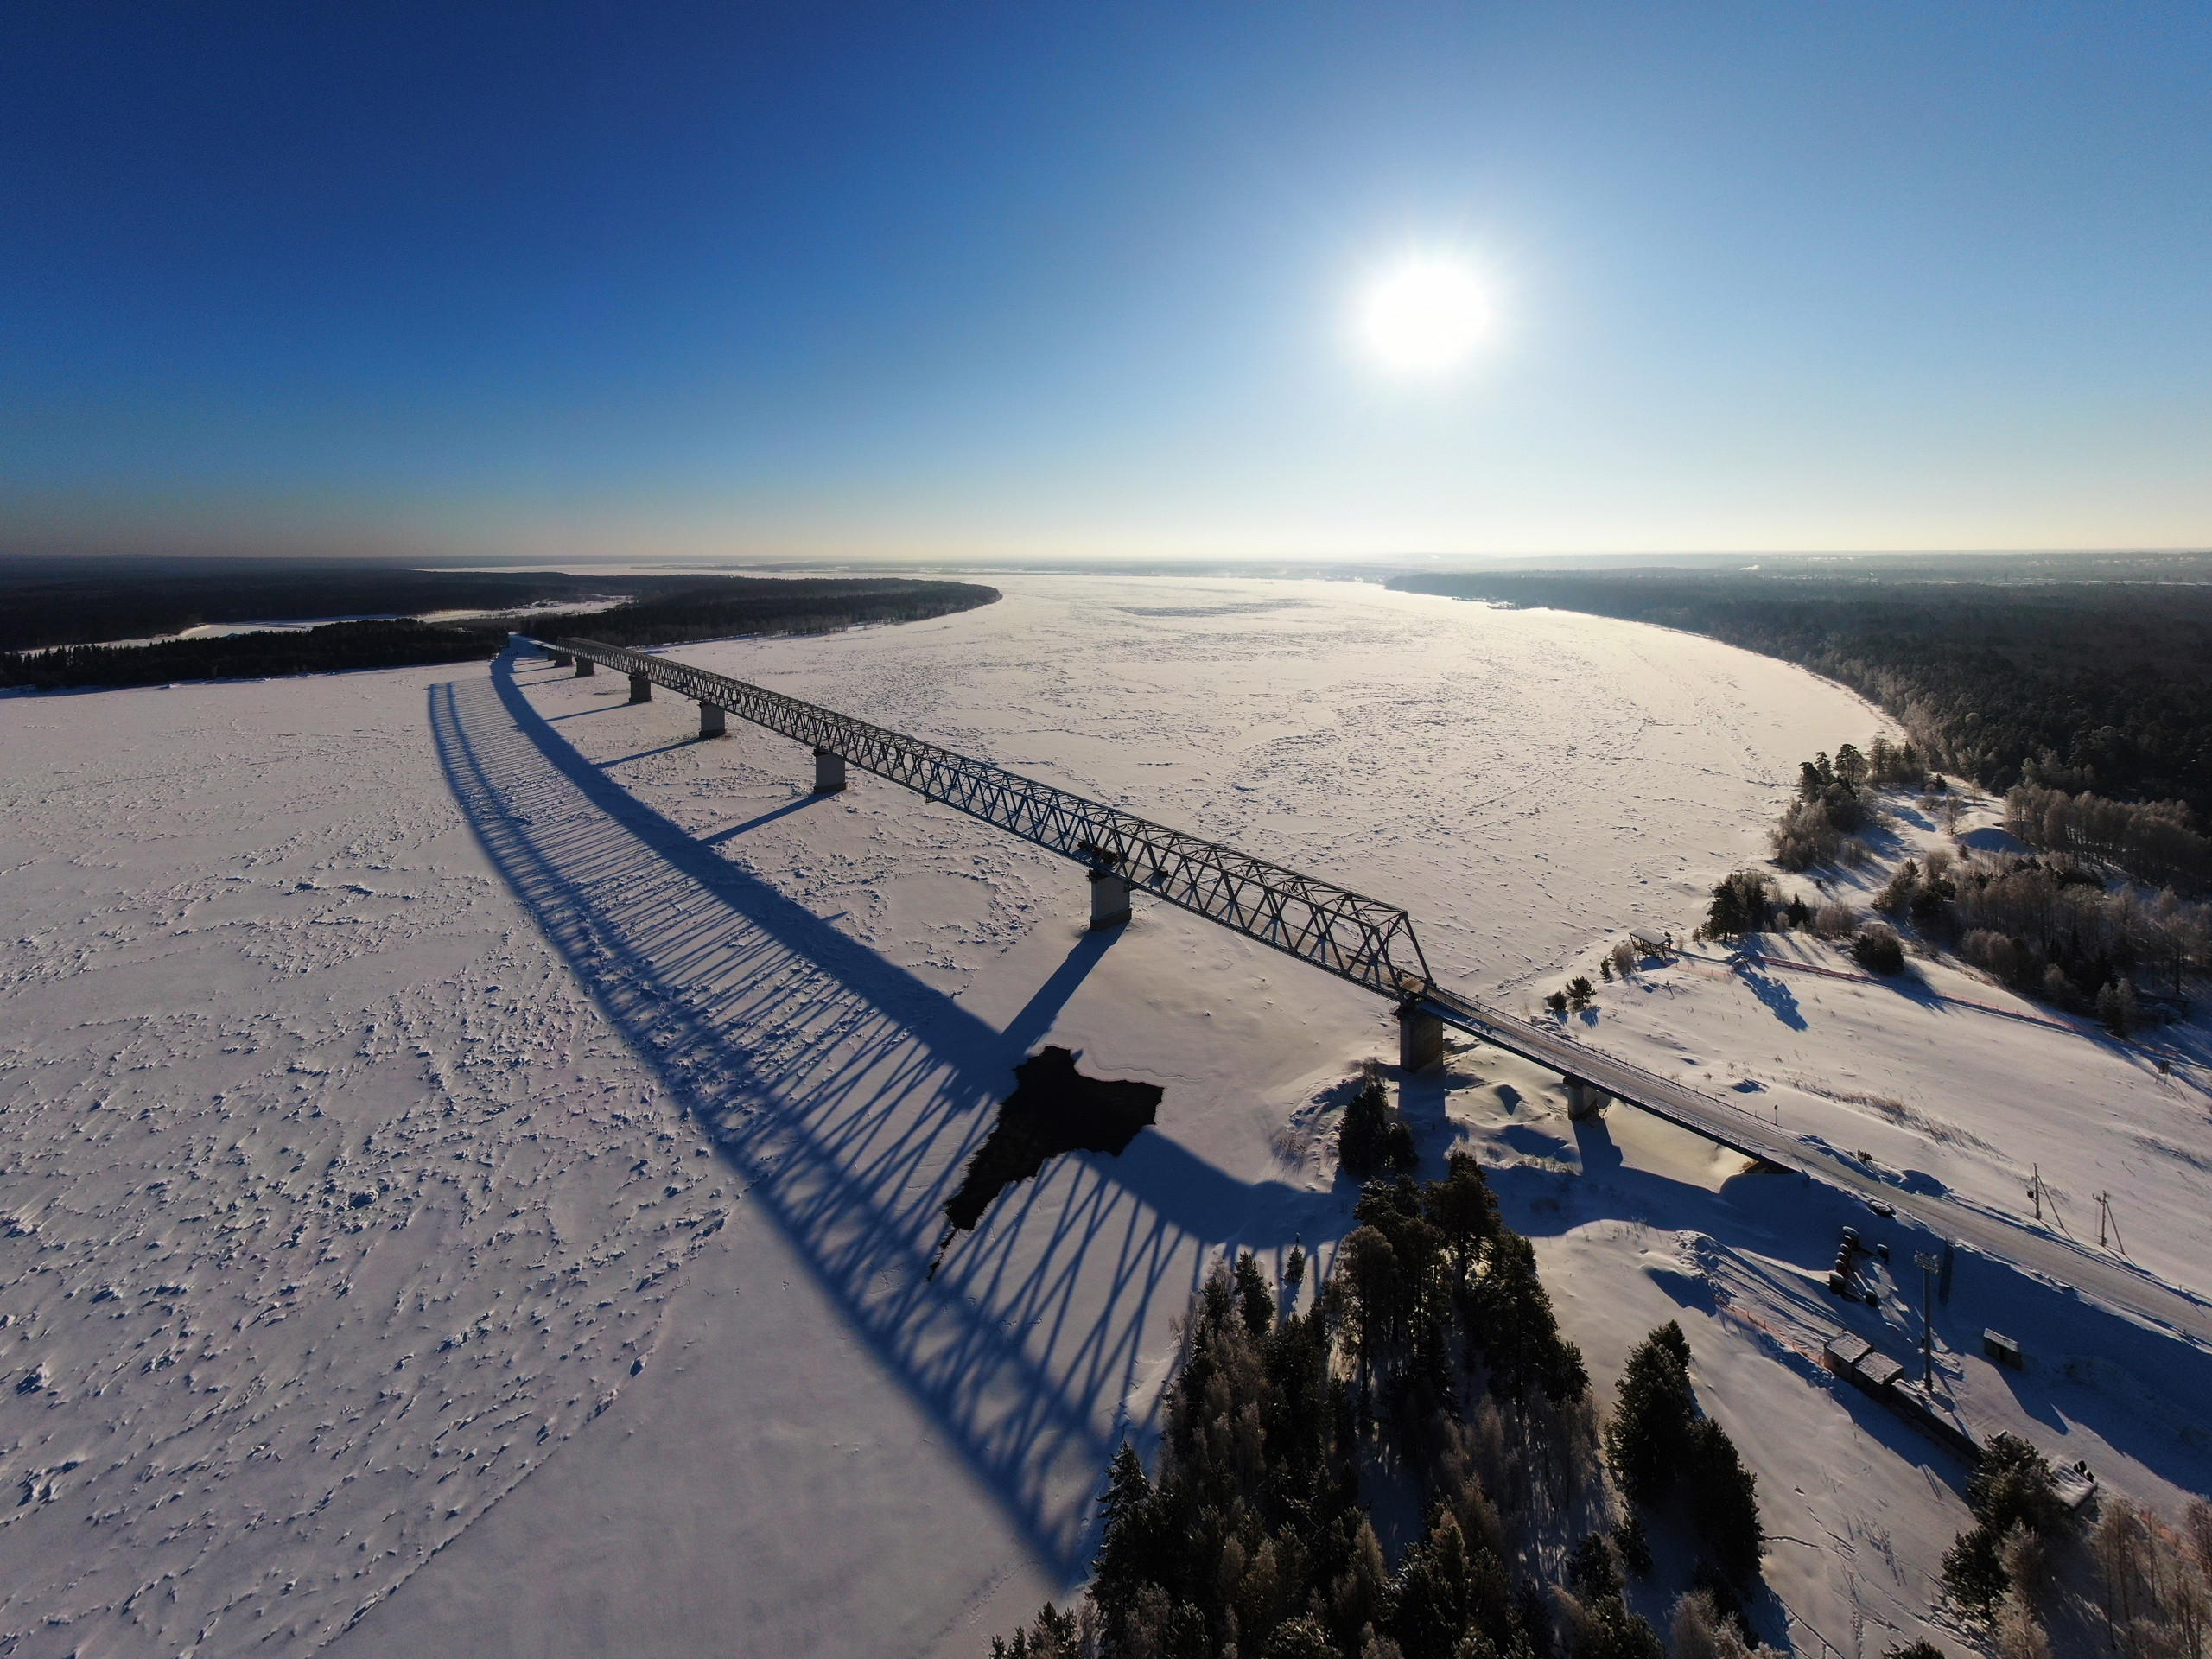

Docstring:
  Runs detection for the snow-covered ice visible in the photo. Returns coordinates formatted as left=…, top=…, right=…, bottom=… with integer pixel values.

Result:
left=3, top=574, right=2204, bottom=1657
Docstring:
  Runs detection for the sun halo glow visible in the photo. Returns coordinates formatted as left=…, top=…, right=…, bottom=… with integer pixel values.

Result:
left=1357, top=260, right=1494, bottom=376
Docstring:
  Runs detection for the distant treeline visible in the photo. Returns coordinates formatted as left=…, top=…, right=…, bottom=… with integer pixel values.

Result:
left=0, top=620, right=500, bottom=690
left=0, top=575, right=1001, bottom=692
left=0, top=555, right=702, bottom=652
left=1388, top=569, right=2212, bottom=821
left=542, top=576, right=998, bottom=649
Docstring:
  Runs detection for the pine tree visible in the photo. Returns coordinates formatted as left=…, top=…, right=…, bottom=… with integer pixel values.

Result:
left=1966, top=1434, right=2072, bottom=1542
left=1236, top=1249, right=1275, bottom=1339
left=1471, top=1231, right=1586, bottom=1404
left=1341, top=1076, right=1400, bottom=1179
left=1390, top=1512, right=1475, bottom=1659
left=1090, top=1443, right=1162, bottom=1632
left=1264, top=1616, right=1338, bottom=1659
left=989, top=1602, right=1086, bottom=1659
left=1605, top=1324, right=1696, bottom=1505
left=1688, top=1416, right=1764, bottom=1584
left=1579, top=1595, right=1666, bottom=1659
left=1426, top=1154, right=1500, bottom=1291
left=1942, top=1524, right=2009, bottom=1613
left=1567, top=1532, right=1622, bottom=1601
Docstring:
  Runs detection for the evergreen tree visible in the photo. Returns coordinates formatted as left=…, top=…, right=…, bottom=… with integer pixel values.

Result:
left=1390, top=1512, right=1477, bottom=1659
left=1604, top=1324, right=1697, bottom=1505
left=1264, top=1617, right=1338, bottom=1659
left=1343, top=1225, right=1400, bottom=1399
left=1427, top=1154, right=1501, bottom=1291
left=1341, top=1075, right=1417, bottom=1179
left=1090, top=1443, right=1162, bottom=1637
left=1578, top=1595, right=1667, bottom=1659
left=1941, top=1524, right=2009, bottom=1613
left=1236, top=1249, right=1275, bottom=1339
left=988, top=1601, right=1086, bottom=1659
left=1471, top=1231, right=1586, bottom=1404
left=1567, top=1532, right=1623, bottom=1601
left=1611, top=1514, right=1653, bottom=1579
left=1702, top=871, right=1777, bottom=940
left=1966, top=1434, right=2072, bottom=1541
left=1688, top=1416, right=1764, bottom=1585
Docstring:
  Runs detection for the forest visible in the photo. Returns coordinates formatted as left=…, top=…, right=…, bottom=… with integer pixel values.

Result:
left=0, top=553, right=690, bottom=652
left=537, top=575, right=998, bottom=649
left=1386, top=561, right=2212, bottom=822
left=0, top=618, right=501, bottom=690
left=993, top=1077, right=1767, bottom=1659
left=0, top=574, right=1000, bottom=691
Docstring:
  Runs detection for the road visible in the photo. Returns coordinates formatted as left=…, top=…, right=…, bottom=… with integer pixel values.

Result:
left=1420, top=987, right=2212, bottom=1354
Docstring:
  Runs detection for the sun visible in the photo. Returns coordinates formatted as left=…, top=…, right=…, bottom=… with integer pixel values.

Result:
left=1357, top=259, right=1494, bottom=375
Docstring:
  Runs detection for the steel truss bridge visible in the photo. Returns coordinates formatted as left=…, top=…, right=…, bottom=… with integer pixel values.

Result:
left=543, top=634, right=1432, bottom=999
left=522, top=633, right=2212, bottom=1351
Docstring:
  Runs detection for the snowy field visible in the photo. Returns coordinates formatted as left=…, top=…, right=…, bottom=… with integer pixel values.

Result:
left=3, top=574, right=2205, bottom=1657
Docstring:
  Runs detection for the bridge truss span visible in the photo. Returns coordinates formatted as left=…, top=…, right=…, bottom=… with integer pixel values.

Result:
left=537, top=635, right=1433, bottom=999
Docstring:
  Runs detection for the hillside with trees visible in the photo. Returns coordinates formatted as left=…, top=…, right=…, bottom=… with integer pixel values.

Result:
left=1701, top=738, right=2212, bottom=1027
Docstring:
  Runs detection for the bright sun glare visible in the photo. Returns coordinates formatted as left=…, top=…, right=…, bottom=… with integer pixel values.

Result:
left=1357, top=260, right=1494, bottom=375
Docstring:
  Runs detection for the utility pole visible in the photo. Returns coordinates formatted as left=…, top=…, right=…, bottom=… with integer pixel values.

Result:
left=2028, top=1165, right=2041, bottom=1222
left=2095, top=1192, right=2125, bottom=1254
left=1916, top=1251, right=1942, bottom=1388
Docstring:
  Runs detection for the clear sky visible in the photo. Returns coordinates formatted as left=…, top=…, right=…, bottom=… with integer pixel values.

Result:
left=5, top=3, right=2209, bottom=562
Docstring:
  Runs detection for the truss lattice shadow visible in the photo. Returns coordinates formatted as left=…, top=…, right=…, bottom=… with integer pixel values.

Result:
left=429, top=663, right=1315, bottom=1575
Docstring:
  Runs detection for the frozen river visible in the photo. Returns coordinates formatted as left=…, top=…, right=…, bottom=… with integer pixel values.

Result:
left=1, top=575, right=1952, bottom=1656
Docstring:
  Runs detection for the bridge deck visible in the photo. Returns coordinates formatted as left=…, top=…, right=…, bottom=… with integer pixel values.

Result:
left=1418, top=987, right=1789, bottom=1168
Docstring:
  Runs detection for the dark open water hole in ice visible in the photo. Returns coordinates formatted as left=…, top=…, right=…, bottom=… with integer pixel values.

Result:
left=930, top=1046, right=1162, bottom=1269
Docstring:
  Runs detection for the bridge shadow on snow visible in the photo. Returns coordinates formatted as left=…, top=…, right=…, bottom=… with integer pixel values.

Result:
left=429, top=658, right=1313, bottom=1579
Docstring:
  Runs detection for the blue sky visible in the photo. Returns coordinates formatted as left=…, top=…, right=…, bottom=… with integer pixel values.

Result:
left=5, top=3, right=2209, bottom=560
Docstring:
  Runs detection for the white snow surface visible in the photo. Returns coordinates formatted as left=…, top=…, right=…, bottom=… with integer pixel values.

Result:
left=2, top=574, right=2205, bottom=1659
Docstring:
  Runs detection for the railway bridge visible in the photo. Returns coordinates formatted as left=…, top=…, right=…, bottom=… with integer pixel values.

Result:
left=527, top=633, right=1771, bottom=1155
left=518, top=632, right=2212, bottom=1351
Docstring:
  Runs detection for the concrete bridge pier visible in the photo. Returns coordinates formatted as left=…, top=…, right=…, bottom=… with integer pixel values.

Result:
left=813, top=747, right=846, bottom=793
left=1088, top=867, right=1131, bottom=930
left=575, top=658, right=595, bottom=677
left=550, top=652, right=572, bottom=667
left=698, top=702, right=726, bottom=739
left=1564, top=1077, right=1611, bottom=1119
left=628, top=673, right=652, bottom=704
left=1397, top=1001, right=1445, bottom=1074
